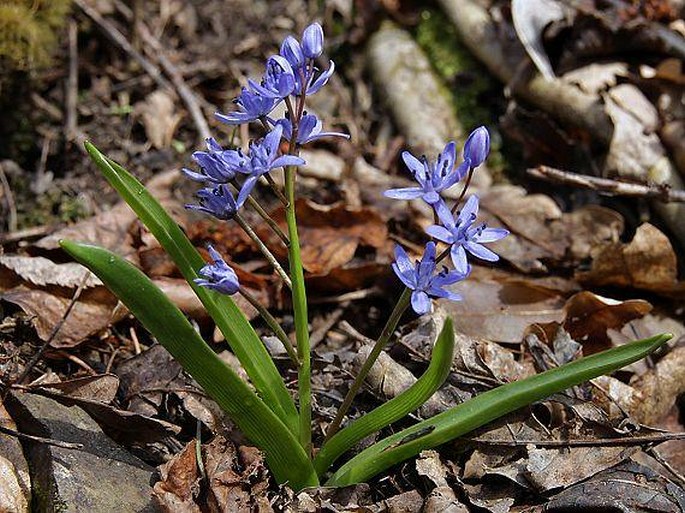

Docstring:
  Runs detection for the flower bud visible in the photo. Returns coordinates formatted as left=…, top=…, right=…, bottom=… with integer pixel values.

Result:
left=302, top=23, right=323, bottom=59
left=280, top=35, right=304, bottom=68
left=463, top=126, right=490, bottom=168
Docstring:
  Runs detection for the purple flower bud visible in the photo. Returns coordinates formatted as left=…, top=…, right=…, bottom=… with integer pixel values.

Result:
left=301, top=23, right=324, bottom=59
left=194, top=245, right=240, bottom=296
left=280, top=35, right=305, bottom=68
left=463, top=126, right=490, bottom=168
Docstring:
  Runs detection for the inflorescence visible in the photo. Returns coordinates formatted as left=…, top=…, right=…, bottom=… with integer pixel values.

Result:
left=185, top=22, right=508, bottom=315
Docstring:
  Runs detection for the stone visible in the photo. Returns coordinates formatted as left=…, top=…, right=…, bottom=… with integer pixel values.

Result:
left=7, top=391, right=156, bottom=513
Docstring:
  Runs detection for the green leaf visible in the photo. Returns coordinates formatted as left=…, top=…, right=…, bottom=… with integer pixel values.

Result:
left=83, top=142, right=298, bottom=434
left=60, top=240, right=318, bottom=489
left=314, top=318, right=455, bottom=476
left=326, top=332, right=671, bottom=486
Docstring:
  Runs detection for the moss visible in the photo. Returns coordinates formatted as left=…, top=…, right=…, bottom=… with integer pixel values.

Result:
left=0, top=0, right=71, bottom=73
left=414, top=9, right=508, bottom=177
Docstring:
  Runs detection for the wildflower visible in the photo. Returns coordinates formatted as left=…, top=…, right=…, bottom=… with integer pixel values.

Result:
left=182, top=137, right=236, bottom=184
left=194, top=245, right=240, bottom=295
left=185, top=184, right=242, bottom=220
left=215, top=87, right=279, bottom=125
left=233, top=125, right=306, bottom=205
left=249, top=55, right=296, bottom=100
left=275, top=113, right=349, bottom=145
left=279, top=22, right=335, bottom=96
left=463, top=126, right=490, bottom=169
left=384, top=142, right=470, bottom=205
left=426, top=196, right=509, bottom=274
left=392, top=242, right=466, bottom=315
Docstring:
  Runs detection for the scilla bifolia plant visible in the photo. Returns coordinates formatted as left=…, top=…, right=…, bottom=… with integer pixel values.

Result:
left=61, top=22, right=670, bottom=490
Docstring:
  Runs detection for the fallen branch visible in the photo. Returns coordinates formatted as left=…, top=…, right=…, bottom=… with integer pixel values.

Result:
left=0, top=424, right=83, bottom=450
left=528, top=165, right=685, bottom=202
left=466, top=430, right=685, bottom=447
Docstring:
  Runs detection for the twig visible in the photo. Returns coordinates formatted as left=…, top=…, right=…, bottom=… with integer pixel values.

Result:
left=309, top=287, right=380, bottom=305
left=0, top=162, right=17, bottom=232
left=136, top=23, right=212, bottom=140
left=74, top=0, right=172, bottom=91
left=0, top=424, right=83, bottom=450
left=647, top=446, right=685, bottom=488
left=465, top=431, right=685, bottom=447
left=310, top=307, right=346, bottom=348
left=65, top=19, right=79, bottom=142
left=109, top=0, right=211, bottom=140
left=12, top=272, right=91, bottom=387
left=0, top=225, right=52, bottom=244
left=528, top=165, right=685, bottom=202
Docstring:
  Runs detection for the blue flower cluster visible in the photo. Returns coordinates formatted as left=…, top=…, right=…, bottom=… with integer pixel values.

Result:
left=188, top=23, right=348, bottom=294
left=385, top=127, right=509, bottom=314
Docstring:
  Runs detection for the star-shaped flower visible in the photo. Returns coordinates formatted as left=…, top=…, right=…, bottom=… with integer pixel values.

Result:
left=392, top=242, right=466, bottom=314
left=384, top=142, right=470, bottom=205
left=426, top=196, right=509, bottom=274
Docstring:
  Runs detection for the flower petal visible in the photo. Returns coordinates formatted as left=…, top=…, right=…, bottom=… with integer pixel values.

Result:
left=476, top=227, right=509, bottom=243
left=411, top=290, right=432, bottom=315
left=451, top=244, right=469, bottom=275
left=383, top=187, right=424, bottom=200
left=464, top=242, right=499, bottom=261
left=425, top=225, right=454, bottom=243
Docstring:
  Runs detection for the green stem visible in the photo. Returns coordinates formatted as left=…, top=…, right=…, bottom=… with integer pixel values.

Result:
left=284, top=164, right=312, bottom=453
left=324, top=288, right=412, bottom=442
left=239, top=287, right=299, bottom=367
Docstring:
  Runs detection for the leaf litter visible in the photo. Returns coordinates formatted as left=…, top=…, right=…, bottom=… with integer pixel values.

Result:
left=1, top=0, right=685, bottom=510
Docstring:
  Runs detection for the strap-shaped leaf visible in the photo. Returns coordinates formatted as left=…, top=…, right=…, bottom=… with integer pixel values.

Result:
left=61, top=240, right=318, bottom=489
left=314, top=318, right=455, bottom=476
left=326, top=332, right=671, bottom=486
left=83, top=142, right=298, bottom=433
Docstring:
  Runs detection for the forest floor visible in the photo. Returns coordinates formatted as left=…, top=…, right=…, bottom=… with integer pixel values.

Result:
left=1, top=0, right=685, bottom=511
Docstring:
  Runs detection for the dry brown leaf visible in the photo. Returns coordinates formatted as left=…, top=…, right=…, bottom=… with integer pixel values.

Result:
left=134, top=90, right=183, bottom=149
left=479, top=185, right=624, bottom=273
left=0, top=255, right=102, bottom=290
left=440, top=267, right=571, bottom=343
left=1, top=285, right=120, bottom=348
left=153, top=440, right=201, bottom=513
left=153, top=437, right=272, bottom=513
left=577, top=223, right=685, bottom=295
left=30, top=374, right=119, bottom=403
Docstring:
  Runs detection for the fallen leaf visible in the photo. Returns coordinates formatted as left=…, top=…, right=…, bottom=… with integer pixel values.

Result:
left=577, top=223, right=685, bottom=296
left=0, top=255, right=102, bottom=290
left=134, top=90, right=183, bottom=149
left=1, top=285, right=120, bottom=348
left=440, top=267, right=571, bottom=343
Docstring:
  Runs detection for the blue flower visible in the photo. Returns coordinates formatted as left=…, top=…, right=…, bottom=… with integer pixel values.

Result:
left=194, top=245, right=240, bottom=295
left=384, top=142, right=470, bottom=205
left=249, top=55, right=296, bottom=100
left=232, top=124, right=306, bottom=205
left=279, top=23, right=334, bottom=96
left=302, top=23, right=324, bottom=59
left=463, top=126, right=490, bottom=169
left=182, top=137, right=236, bottom=184
left=185, top=184, right=242, bottom=220
left=392, top=241, right=466, bottom=315
left=275, top=113, right=349, bottom=145
left=426, top=196, right=509, bottom=274
left=215, top=87, right=279, bottom=125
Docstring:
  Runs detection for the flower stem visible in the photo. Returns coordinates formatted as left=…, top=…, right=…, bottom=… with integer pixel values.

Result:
left=324, top=287, right=412, bottom=442
left=284, top=164, right=312, bottom=454
left=234, top=213, right=292, bottom=289
left=451, top=167, right=474, bottom=214
left=239, top=287, right=299, bottom=367
left=264, top=174, right=288, bottom=205
left=230, top=179, right=289, bottom=246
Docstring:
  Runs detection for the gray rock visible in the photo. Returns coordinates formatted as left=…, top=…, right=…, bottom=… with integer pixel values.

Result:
left=7, top=391, right=156, bottom=513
